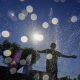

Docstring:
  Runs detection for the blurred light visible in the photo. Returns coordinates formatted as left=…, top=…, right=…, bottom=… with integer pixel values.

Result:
left=26, top=5, right=33, bottom=13
left=71, top=16, right=78, bottom=23
left=42, top=22, right=49, bottom=29
left=8, top=11, right=15, bottom=17
left=11, top=61, right=16, bottom=65
left=8, top=11, right=17, bottom=21
left=10, top=67, right=17, bottom=74
left=52, top=18, right=59, bottom=25
left=31, top=13, right=37, bottom=21
left=20, top=59, right=26, bottom=65
left=43, top=74, right=49, bottom=80
left=33, top=33, right=44, bottom=41
left=1, top=30, right=10, bottom=38
left=10, top=12, right=15, bottom=17
left=3, top=50, right=12, bottom=57
left=18, top=13, right=26, bottom=21
left=5, top=57, right=12, bottom=64
left=46, top=54, right=53, bottom=59
left=21, top=36, right=28, bottom=43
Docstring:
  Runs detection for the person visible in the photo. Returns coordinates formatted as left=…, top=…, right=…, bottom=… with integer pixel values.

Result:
left=38, top=43, right=77, bottom=80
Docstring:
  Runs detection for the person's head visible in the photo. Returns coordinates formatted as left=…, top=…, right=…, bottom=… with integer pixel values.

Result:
left=50, top=43, right=56, bottom=49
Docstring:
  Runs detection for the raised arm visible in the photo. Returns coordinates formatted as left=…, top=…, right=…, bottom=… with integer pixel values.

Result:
left=37, top=49, right=50, bottom=53
left=60, top=53, right=77, bottom=58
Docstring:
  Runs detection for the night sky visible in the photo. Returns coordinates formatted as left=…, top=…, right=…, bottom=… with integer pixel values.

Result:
left=0, top=0, right=80, bottom=78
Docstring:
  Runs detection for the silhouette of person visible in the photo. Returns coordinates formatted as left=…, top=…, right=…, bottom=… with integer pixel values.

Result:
left=38, top=43, right=77, bottom=80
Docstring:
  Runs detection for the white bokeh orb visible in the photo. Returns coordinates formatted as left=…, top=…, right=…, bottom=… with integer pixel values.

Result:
left=5, top=57, right=12, bottom=64
left=42, top=22, right=49, bottom=29
left=1, top=30, right=10, bottom=38
left=71, top=16, right=78, bottom=23
left=31, top=13, right=37, bottom=21
left=18, top=13, right=26, bottom=21
left=10, top=68, right=17, bottom=74
left=3, top=50, right=12, bottom=57
left=46, top=54, right=53, bottom=60
left=26, top=5, right=33, bottom=13
left=52, top=18, right=59, bottom=25
left=20, top=59, right=26, bottom=65
left=33, top=33, right=44, bottom=41
left=21, top=36, right=28, bottom=43
left=43, top=74, right=49, bottom=80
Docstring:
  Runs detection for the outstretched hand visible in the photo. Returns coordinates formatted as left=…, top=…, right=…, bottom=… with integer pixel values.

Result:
left=71, top=55, right=77, bottom=58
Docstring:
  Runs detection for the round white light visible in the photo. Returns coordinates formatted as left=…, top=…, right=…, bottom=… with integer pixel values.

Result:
left=31, top=13, right=37, bottom=21
left=43, top=74, right=49, bottom=80
left=20, top=59, right=26, bottom=65
left=71, top=16, right=78, bottom=23
left=46, top=54, right=53, bottom=60
left=33, top=33, right=44, bottom=41
left=42, top=22, right=49, bottom=29
left=3, top=50, right=12, bottom=57
left=52, top=18, right=59, bottom=25
left=21, top=36, right=28, bottom=43
left=10, top=68, right=17, bottom=74
left=2, top=30, right=10, bottom=38
left=5, top=57, right=12, bottom=64
left=26, top=5, right=33, bottom=13
left=18, top=13, right=26, bottom=21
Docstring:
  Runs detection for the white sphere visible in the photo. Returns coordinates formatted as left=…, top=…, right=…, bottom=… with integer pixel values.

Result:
left=26, top=5, right=33, bottom=13
left=46, top=54, right=53, bottom=60
left=20, top=59, right=26, bottom=65
left=2, top=30, right=10, bottom=38
left=21, top=36, right=28, bottom=43
left=10, top=68, right=17, bottom=74
left=31, top=13, right=37, bottom=21
left=18, top=13, right=26, bottom=21
left=33, top=33, right=44, bottom=41
left=42, top=22, right=49, bottom=29
left=5, top=57, right=12, bottom=64
left=52, top=18, right=59, bottom=25
left=43, top=74, right=49, bottom=80
left=3, top=50, right=12, bottom=57
left=71, top=16, right=78, bottom=23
